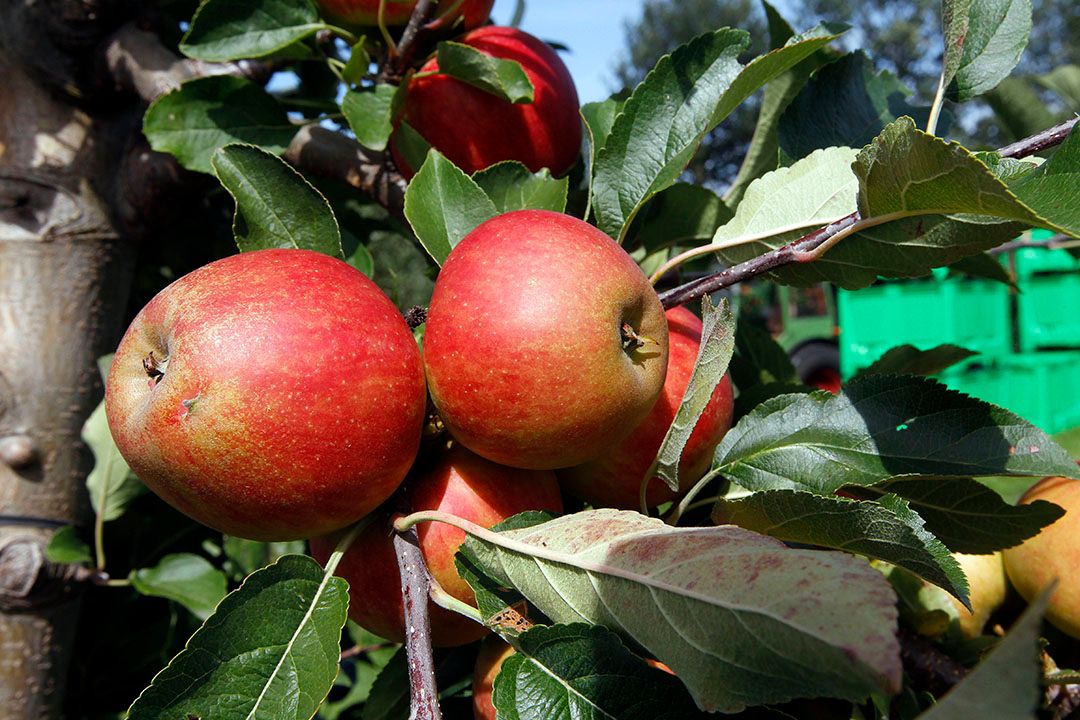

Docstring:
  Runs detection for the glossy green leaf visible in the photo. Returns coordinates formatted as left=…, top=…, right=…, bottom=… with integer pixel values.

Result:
left=453, top=509, right=901, bottom=712
left=128, top=555, right=348, bottom=720
left=45, top=526, right=92, bottom=565
left=845, top=475, right=1066, bottom=554
left=712, top=375, right=1080, bottom=495
left=918, top=586, right=1049, bottom=718
left=778, top=52, right=936, bottom=160
left=84, top=398, right=145, bottom=523
left=473, top=162, right=568, bottom=214
left=945, top=0, right=1032, bottom=101
left=593, top=26, right=841, bottom=242
left=494, top=624, right=708, bottom=720
left=651, top=297, right=736, bottom=492
left=403, top=150, right=497, bottom=265
left=143, top=76, right=295, bottom=174
left=581, top=95, right=625, bottom=204
left=129, top=553, right=228, bottom=621
left=435, top=41, right=535, bottom=103
left=180, top=0, right=324, bottom=62
left=857, top=344, right=977, bottom=378
left=713, top=489, right=969, bottom=605
left=211, top=144, right=343, bottom=258
left=342, top=84, right=397, bottom=152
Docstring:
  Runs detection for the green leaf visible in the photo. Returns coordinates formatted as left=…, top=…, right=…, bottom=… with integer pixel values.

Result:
left=360, top=648, right=408, bottom=720
left=143, top=76, right=295, bottom=174
left=845, top=476, right=1066, bottom=554
left=593, top=26, right=841, bottom=242
left=403, top=150, right=497, bottom=265
left=342, top=37, right=371, bottom=86
left=493, top=624, right=708, bottom=720
left=211, top=144, right=344, bottom=258
left=651, top=297, right=736, bottom=492
left=713, top=490, right=969, bottom=606
left=341, top=229, right=375, bottom=276
left=435, top=41, right=535, bottom=103
left=947, top=252, right=1017, bottom=287
left=129, top=553, right=228, bottom=621
left=454, top=509, right=901, bottom=712
left=940, top=0, right=973, bottom=91
left=180, top=0, right=325, bottom=62
left=984, top=76, right=1061, bottom=141
left=728, top=318, right=799, bottom=391
left=83, top=398, right=145, bottom=522
left=712, top=374, right=1080, bottom=496
left=581, top=95, right=625, bottom=204
left=222, top=536, right=306, bottom=578
left=1008, top=125, right=1080, bottom=238
left=632, top=183, right=732, bottom=253
left=778, top=53, right=936, bottom=161
left=472, top=162, right=568, bottom=214
left=389, top=121, right=431, bottom=176
left=45, top=526, right=92, bottom=565
left=945, top=0, right=1032, bottom=101
left=342, top=84, right=397, bottom=152
left=857, top=344, right=978, bottom=378
left=128, top=555, right=348, bottom=720
left=917, top=586, right=1049, bottom=718
left=1036, top=64, right=1080, bottom=110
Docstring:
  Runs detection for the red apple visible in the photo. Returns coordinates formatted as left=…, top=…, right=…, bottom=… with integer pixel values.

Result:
left=316, top=0, right=493, bottom=29
left=105, top=249, right=426, bottom=541
left=473, top=636, right=514, bottom=720
left=558, top=305, right=735, bottom=509
left=1003, top=475, right=1080, bottom=637
left=390, top=26, right=582, bottom=177
left=423, top=209, right=669, bottom=470
left=311, top=443, right=563, bottom=647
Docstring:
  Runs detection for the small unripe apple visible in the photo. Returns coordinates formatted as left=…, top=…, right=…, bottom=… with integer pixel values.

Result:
left=105, top=249, right=426, bottom=541
left=558, top=305, right=734, bottom=509
left=316, top=0, right=493, bottom=29
left=947, top=552, right=1007, bottom=638
left=423, top=210, right=669, bottom=470
left=472, top=636, right=514, bottom=720
left=1004, top=475, right=1079, bottom=637
left=311, top=444, right=563, bottom=647
left=391, top=26, right=582, bottom=177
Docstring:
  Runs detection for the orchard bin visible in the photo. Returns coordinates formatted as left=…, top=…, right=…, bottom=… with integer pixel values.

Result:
left=760, top=231, right=1080, bottom=434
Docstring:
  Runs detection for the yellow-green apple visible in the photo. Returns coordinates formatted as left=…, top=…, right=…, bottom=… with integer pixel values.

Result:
left=423, top=209, right=669, bottom=470
left=558, top=305, right=734, bottom=509
left=105, top=249, right=426, bottom=541
left=947, top=552, right=1007, bottom=638
left=390, top=26, right=582, bottom=177
left=1004, top=475, right=1079, bottom=637
left=316, top=0, right=493, bottom=28
left=310, top=443, right=563, bottom=646
left=472, top=636, right=514, bottom=720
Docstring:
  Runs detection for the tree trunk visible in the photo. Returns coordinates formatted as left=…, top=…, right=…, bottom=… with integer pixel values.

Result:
left=0, top=5, right=139, bottom=713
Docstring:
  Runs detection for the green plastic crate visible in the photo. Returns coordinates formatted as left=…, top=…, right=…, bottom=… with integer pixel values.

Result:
left=1016, top=271, right=1080, bottom=351
left=838, top=275, right=1011, bottom=377
left=1013, top=247, right=1080, bottom=277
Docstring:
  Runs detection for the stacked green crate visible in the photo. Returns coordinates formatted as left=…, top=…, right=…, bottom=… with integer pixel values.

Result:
left=1014, top=240, right=1080, bottom=352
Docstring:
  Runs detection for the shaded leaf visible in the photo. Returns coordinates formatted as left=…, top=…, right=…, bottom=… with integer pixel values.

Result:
left=918, top=586, right=1049, bottom=718
left=128, top=555, right=348, bottom=720
left=593, top=27, right=841, bottom=242
left=857, top=344, right=977, bottom=378
left=493, top=623, right=707, bottom=720
left=222, top=536, right=306, bottom=578
left=473, top=162, right=568, bottom=214
left=180, top=0, right=324, bottom=62
left=451, top=508, right=901, bottom=712
left=778, top=52, right=938, bottom=160
left=984, top=76, right=1061, bottom=141
left=632, top=183, right=732, bottom=253
left=360, top=648, right=408, bottom=720
left=713, top=489, right=969, bottom=605
left=712, top=374, right=1080, bottom=496
left=845, top=475, right=1066, bottom=554
left=84, top=398, right=145, bottom=523
left=211, top=144, right=343, bottom=258
left=1008, top=125, right=1080, bottom=238
left=729, top=318, right=800, bottom=391
left=1036, top=64, right=1080, bottom=110
left=45, top=526, right=92, bottom=565
left=946, top=0, right=1032, bottom=101
left=435, top=41, right=534, bottom=103
left=129, top=553, right=228, bottom=621
left=143, top=76, right=295, bottom=174
left=403, top=150, right=497, bottom=265
left=947, top=252, right=1017, bottom=287
left=651, top=297, right=736, bottom=492
left=342, top=84, right=398, bottom=152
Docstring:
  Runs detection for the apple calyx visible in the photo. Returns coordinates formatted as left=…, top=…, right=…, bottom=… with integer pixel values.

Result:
left=142, top=351, right=166, bottom=384
left=620, top=322, right=659, bottom=352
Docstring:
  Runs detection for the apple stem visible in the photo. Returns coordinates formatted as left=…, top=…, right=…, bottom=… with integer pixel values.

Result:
left=427, top=576, right=484, bottom=624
